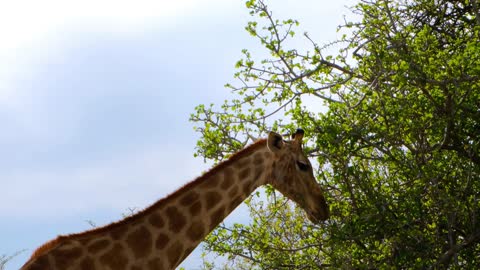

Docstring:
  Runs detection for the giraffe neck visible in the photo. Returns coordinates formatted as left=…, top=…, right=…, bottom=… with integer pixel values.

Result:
left=21, top=139, right=272, bottom=270
left=152, top=139, right=271, bottom=267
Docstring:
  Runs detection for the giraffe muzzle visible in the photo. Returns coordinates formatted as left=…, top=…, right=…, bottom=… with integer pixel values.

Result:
left=307, top=197, right=330, bottom=222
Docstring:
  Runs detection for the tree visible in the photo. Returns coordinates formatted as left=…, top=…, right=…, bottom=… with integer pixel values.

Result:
left=190, top=0, right=480, bottom=268
left=1, top=251, right=24, bottom=270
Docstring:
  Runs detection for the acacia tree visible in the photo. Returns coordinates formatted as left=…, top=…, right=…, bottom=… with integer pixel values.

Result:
left=191, top=0, right=480, bottom=268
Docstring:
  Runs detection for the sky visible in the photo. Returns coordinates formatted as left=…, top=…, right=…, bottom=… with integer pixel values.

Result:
left=0, top=0, right=355, bottom=269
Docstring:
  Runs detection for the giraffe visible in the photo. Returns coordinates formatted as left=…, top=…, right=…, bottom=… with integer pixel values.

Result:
left=21, top=129, right=329, bottom=270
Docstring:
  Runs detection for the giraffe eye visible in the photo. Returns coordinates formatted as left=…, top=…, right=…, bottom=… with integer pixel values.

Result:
left=296, top=161, right=309, bottom=171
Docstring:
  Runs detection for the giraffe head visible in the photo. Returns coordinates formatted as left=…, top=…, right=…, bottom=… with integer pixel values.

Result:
left=266, top=129, right=329, bottom=222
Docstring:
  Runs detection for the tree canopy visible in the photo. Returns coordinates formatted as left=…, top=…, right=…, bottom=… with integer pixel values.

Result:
left=191, top=0, right=480, bottom=268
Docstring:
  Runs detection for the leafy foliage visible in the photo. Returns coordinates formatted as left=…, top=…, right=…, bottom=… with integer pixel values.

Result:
left=191, top=0, right=480, bottom=268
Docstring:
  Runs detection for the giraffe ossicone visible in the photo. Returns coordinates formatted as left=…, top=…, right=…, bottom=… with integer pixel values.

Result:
left=21, top=130, right=329, bottom=270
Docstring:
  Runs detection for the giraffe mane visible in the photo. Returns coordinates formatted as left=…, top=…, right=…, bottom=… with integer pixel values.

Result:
left=27, top=138, right=268, bottom=260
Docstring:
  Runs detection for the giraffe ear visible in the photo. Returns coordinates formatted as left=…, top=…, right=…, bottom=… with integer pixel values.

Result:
left=267, top=131, right=284, bottom=153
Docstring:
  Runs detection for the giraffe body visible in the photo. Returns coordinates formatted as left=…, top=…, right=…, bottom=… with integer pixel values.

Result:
left=21, top=130, right=329, bottom=270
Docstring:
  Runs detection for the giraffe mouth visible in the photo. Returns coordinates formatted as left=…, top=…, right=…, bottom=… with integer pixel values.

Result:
left=306, top=199, right=330, bottom=223
left=294, top=193, right=330, bottom=223
left=307, top=209, right=329, bottom=223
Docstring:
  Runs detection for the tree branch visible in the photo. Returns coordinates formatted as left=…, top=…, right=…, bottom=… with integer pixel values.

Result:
left=433, top=229, right=480, bottom=268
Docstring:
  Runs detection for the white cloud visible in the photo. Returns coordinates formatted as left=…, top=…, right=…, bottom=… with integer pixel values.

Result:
left=0, top=0, right=241, bottom=143
left=0, top=0, right=230, bottom=106
left=0, top=0, right=203, bottom=46
left=0, top=0, right=236, bottom=52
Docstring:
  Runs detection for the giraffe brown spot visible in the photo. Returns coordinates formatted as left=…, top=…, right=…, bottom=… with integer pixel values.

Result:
left=243, top=180, right=254, bottom=194
left=200, top=175, right=220, bottom=189
left=210, top=206, right=226, bottom=229
left=148, top=258, right=164, bottom=270
left=87, top=239, right=110, bottom=254
left=239, top=167, right=251, bottom=180
left=179, top=191, right=199, bottom=206
left=126, top=226, right=153, bottom=259
left=263, top=151, right=272, bottom=159
left=189, top=200, right=202, bottom=216
left=228, top=185, right=239, bottom=198
left=254, top=165, right=263, bottom=181
left=80, top=257, right=95, bottom=270
left=167, top=241, right=183, bottom=268
left=52, top=246, right=83, bottom=269
left=155, top=233, right=170, bottom=250
left=131, top=266, right=142, bottom=270
left=110, top=224, right=129, bottom=240
left=205, top=191, right=222, bottom=209
left=149, top=212, right=165, bottom=228
left=234, top=157, right=250, bottom=169
left=253, top=152, right=264, bottom=165
left=27, top=255, right=49, bottom=270
left=183, top=246, right=195, bottom=260
left=229, top=195, right=244, bottom=212
left=99, top=243, right=128, bottom=270
left=78, top=238, right=92, bottom=246
left=166, top=206, right=186, bottom=233
left=223, top=166, right=235, bottom=178
left=220, top=175, right=234, bottom=189
left=186, top=220, right=205, bottom=242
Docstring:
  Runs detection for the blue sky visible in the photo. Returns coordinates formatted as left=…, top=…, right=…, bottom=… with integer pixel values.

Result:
left=0, top=1, right=354, bottom=269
